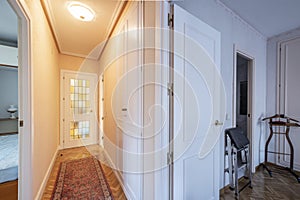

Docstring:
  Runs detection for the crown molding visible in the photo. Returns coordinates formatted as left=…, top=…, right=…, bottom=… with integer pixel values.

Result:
left=215, top=0, right=267, bottom=41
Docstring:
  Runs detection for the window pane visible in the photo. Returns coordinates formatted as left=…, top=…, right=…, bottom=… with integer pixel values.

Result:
left=70, top=78, right=91, bottom=114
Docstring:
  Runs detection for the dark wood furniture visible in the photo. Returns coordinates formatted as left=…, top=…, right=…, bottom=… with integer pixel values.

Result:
left=263, top=114, right=300, bottom=182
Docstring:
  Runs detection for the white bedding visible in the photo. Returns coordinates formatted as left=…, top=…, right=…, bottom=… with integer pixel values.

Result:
left=0, top=134, right=18, bottom=183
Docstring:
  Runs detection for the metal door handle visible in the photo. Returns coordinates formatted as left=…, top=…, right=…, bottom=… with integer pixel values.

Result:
left=215, top=120, right=223, bottom=126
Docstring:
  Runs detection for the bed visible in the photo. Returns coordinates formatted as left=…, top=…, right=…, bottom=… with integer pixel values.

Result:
left=0, top=118, right=18, bottom=184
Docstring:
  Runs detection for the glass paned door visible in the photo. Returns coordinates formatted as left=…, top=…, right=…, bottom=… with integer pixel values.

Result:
left=61, top=71, right=98, bottom=148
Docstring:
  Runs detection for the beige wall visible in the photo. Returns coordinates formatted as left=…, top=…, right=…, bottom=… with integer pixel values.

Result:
left=21, top=0, right=60, bottom=197
left=59, top=54, right=100, bottom=74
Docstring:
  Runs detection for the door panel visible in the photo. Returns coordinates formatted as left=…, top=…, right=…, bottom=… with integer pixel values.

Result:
left=279, top=37, right=300, bottom=170
left=121, top=4, right=142, bottom=200
left=103, top=3, right=143, bottom=200
left=173, top=5, right=221, bottom=199
left=62, top=71, right=97, bottom=149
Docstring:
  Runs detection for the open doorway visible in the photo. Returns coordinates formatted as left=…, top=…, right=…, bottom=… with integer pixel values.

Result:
left=0, top=1, right=19, bottom=199
left=234, top=51, right=254, bottom=170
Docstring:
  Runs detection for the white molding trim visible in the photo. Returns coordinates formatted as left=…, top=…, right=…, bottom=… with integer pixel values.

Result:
left=268, top=27, right=300, bottom=42
left=60, top=69, right=98, bottom=149
left=60, top=51, right=98, bottom=60
left=41, top=0, right=125, bottom=60
left=8, top=0, right=33, bottom=199
left=60, top=70, right=64, bottom=150
left=103, top=1, right=125, bottom=43
left=34, top=147, right=59, bottom=200
left=102, top=148, right=131, bottom=200
left=215, top=0, right=266, bottom=41
left=232, top=44, right=256, bottom=173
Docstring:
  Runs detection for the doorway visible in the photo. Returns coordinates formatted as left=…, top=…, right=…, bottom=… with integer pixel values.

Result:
left=0, top=1, right=19, bottom=200
left=170, top=4, right=223, bottom=199
left=234, top=51, right=254, bottom=170
left=60, top=70, right=98, bottom=149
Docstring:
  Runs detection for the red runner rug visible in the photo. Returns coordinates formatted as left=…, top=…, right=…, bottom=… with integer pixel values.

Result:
left=51, top=157, right=114, bottom=200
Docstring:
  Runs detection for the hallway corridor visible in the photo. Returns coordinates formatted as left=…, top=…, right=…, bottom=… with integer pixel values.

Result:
left=42, top=145, right=126, bottom=200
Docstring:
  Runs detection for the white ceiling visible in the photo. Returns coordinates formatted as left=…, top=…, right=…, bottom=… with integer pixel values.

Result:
left=2, top=1, right=300, bottom=54
left=219, top=0, right=300, bottom=38
left=0, top=0, right=17, bottom=47
left=42, top=0, right=122, bottom=60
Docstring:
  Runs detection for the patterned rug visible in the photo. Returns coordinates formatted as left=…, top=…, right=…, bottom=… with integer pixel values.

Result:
left=51, top=157, right=114, bottom=200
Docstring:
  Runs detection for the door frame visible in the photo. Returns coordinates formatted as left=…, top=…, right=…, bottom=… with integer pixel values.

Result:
left=8, top=0, right=33, bottom=199
left=277, top=37, right=300, bottom=170
left=60, top=69, right=98, bottom=149
left=99, top=73, right=104, bottom=147
left=233, top=45, right=255, bottom=172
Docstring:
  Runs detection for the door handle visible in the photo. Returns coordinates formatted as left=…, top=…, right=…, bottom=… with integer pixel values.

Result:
left=214, top=120, right=223, bottom=126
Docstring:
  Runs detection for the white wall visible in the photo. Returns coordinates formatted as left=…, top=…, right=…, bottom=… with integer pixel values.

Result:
left=0, top=45, right=18, bottom=118
left=20, top=0, right=60, bottom=197
left=0, top=45, right=18, bottom=66
left=0, top=68, right=18, bottom=118
left=175, top=0, right=267, bottom=188
left=267, top=27, right=300, bottom=163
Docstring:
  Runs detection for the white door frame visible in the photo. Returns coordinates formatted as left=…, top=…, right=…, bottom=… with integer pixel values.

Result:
left=233, top=45, right=255, bottom=172
left=8, top=0, right=33, bottom=199
left=277, top=37, right=300, bottom=170
left=171, top=4, right=222, bottom=199
left=60, top=70, right=98, bottom=149
left=99, top=73, right=104, bottom=147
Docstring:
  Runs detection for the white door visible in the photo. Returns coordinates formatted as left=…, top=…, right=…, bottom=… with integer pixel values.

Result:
left=279, top=37, right=300, bottom=171
left=172, top=5, right=223, bottom=199
left=106, top=3, right=143, bottom=199
left=61, top=70, right=98, bottom=149
left=120, top=4, right=143, bottom=199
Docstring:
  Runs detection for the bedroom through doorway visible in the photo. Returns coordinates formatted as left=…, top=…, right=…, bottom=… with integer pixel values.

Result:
left=0, top=0, right=19, bottom=199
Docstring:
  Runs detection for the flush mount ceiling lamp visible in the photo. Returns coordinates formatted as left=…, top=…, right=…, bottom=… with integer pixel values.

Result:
left=67, top=2, right=95, bottom=22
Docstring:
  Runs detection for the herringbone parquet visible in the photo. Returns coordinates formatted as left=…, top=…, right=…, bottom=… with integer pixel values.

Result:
left=42, top=145, right=126, bottom=200
left=220, top=165, right=300, bottom=200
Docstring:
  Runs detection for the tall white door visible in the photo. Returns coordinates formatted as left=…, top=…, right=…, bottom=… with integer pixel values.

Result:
left=106, top=3, right=143, bottom=199
left=121, top=4, right=143, bottom=199
left=172, top=5, right=223, bottom=199
left=279, top=37, right=300, bottom=171
left=61, top=71, right=98, bottom=149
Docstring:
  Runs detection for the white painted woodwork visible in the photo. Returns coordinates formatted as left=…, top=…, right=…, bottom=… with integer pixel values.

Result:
left=102, top=2, right=143, bottom=199
left=61, top=70, right=98, bottom=149
left=41, top=0, right=123, bottom=59
left=173, top=5, right=221, bottom=199
left=278, top=37, right=300, bottom=171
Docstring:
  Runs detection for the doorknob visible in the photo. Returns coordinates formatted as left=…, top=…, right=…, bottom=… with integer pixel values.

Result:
left=214, top=120, right=223, bottom=126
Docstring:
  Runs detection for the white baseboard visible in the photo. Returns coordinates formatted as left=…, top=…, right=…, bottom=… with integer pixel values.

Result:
left=102, top=148, right=132, bottom=199
left=34, top=146, right=59, bottom=200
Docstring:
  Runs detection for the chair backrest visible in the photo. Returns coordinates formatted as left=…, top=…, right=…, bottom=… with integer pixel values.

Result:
left=225, top=127, right=249, bottom=150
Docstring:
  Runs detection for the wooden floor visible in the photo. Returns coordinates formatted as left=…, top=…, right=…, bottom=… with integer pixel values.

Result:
left=220, top=165, right=300, bottom=199
left=42, top=146, right=300, bottom=200
left=0, top=180, right=18, bottom=200
left=42, top=145, right=126, bottom=200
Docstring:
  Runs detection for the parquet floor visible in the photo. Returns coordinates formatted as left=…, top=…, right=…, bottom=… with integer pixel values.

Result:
left=220, top=165, right=300, bottom=200
left=42, top=145, right=127, bottom=200
left=42, top=146, right=300, bottom=200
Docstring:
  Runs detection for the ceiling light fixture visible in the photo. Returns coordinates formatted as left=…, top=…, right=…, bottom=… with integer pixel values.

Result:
left=67, top=2, right=95, bottom=22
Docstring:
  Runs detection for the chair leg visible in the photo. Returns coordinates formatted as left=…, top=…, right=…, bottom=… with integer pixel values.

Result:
left=228, top=139, right=234, bottom=190
left=234, top=148, right=239, bottom=197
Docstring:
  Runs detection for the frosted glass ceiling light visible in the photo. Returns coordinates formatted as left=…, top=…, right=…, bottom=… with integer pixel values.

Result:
left=67, top=2, right=95, bottom=22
